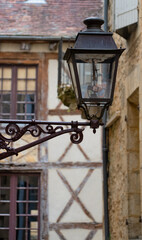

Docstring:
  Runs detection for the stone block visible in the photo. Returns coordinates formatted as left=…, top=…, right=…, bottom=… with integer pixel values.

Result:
left=127, top=128, right=139, bottom=151
left=128, top=171, right=140, bottom=193
left=128, top=193, right=141, bottom=216
left=128, top=152, right=139, bottom=171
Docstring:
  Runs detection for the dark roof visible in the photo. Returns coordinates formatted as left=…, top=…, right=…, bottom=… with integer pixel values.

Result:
left=0, top=0, right=103, bottom=37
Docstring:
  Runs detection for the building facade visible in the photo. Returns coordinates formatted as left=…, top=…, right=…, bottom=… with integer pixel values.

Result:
left=107, top=0, right=142, bottom=239
left=0, top=1, right=105, bottom=240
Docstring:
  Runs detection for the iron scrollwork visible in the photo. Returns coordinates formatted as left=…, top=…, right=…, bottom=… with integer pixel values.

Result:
left=0, top=119, right=102, bottom=160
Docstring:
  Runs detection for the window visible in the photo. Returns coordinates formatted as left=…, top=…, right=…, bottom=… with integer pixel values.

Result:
left=114, top=0, right=138, bottom=38
left=0, top=65, right=37, bottom=120
left=0, top=173, right=40, bottom=240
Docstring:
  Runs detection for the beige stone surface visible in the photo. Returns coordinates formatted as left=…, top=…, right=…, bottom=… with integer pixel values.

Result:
left=107, top=0, right=142, bottom=239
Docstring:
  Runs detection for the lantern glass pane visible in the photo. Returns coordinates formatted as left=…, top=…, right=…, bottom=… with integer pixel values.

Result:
left=68, top=59, right=79, bottom=99
left=75, top=53, right=115, bottom=101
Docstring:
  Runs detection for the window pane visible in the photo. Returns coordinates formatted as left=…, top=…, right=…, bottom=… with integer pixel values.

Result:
left=16, top=230, right=25, bottom=240
left=27, top=104, right=34, bottom=114
left=30, top=220, right=38, bottom=229
left=29, top=189, right=38, bottom=201
left=29, top=230, right=38, bottom=240
left=0, top=176, right=10, bottom=187
left=0, top=230, right=9, bottom=240
left=0, top=190, right=10, bottom=200
left=0, top=216, right=9, bottom=227
left=17, top=103, right=25, bottom=114
left=17, top=68, right=26, bottom=79
left=3, top=80, right=11, bottom=91
left=27, top=68, right=36, bottom=79
left=17, top=80, right=26, bottom=91
left=18, top=176, right=28, bottom=187
left=1, top=115, right=10, bottom=119
left=17, top=189, right=26, bottom=201
left=26, top=115, right=34, bottom=120
left=28, top=176, right=38, bottom=187
left=2, top=94, right=11, bottom=102
left=17, top=203, right=26, bottom=215
left=3, top=68, right=12, bottom=79
left=17, top=94, right=25, bottom=102
left=28, top=204, right=38, bottom=215
left=17, top=115, right=25, bottom=120
left=2, top=103, right=10, bottom=114
left=27, top=80, right=36, bottom=91
left=0, top=203, right=9, bottom=214
left=17, top=190, right=38, bottom=202
left=26, top=94, right=35, bottom=102
left=28, top=216, right=38, bottom=228
left=16, top=216, right=26, bottom=228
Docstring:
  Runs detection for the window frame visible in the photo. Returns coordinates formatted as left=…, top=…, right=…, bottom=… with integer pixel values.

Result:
left=0, top=64, right=38, bottom=120
left=0, top=173, right=40, bottom=240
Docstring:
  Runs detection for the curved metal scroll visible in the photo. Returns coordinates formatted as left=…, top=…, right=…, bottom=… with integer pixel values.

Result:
left=0, top=119, right=102, bottom=160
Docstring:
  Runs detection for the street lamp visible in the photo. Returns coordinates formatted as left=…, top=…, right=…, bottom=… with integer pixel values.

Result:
left=64, top=17, right=124, bottom=120
left=0, top=17, right=125, bottom=160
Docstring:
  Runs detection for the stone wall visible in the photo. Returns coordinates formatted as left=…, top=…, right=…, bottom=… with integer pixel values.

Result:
left=107, top=0, right=142, bottom=239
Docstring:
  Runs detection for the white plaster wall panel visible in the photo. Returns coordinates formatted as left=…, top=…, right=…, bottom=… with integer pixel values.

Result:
left=49, top=228, right=103, bottom=239
left=79, top=168, right=103, bottom=223
left=79, top=125, right=102, bottom=162
left=48, top=169, right=71, bottom=222
left=62, top=229, right=92, bottom=240
left=48, top=59, right=68, bottom=110
left=93, top=230, right=103, bottom=240
left=49, top=229, right=103, bottom=240
left=58, top=169, right=90, bottom=190
left=49, top=231, right=60, bottom=240
left=48, top=168, right=103, bottom=223
left=58, top=144, right=89, bottom=163
left=62, top=229, right=103, bottom=240
left=48, top=115, right=102, bottom=162
left=61, top=200, right=92, bottom=222
left=48, top=59, right=59, bottom=109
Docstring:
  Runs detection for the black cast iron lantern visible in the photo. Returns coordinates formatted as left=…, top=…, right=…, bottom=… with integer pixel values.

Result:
left=0, top=17, right=125, bottom=160
left=64, top=17, right=125, bottom=120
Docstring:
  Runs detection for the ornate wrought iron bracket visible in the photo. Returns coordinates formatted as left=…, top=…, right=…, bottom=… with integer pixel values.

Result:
left=0, top=119, right=103, bottom=160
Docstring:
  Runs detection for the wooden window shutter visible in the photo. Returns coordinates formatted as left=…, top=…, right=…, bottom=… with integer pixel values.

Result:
left=115, top=0, right=138, bottom=38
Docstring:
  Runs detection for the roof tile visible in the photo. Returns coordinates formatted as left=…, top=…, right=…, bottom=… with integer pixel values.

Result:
left=0, top=0, right=103, bottom=37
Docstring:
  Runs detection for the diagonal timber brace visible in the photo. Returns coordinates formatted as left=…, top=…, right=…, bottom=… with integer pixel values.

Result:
left=0, top=119, right=103, bottom=160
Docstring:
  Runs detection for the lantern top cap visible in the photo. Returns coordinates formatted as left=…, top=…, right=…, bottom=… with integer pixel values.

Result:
left=83, top=17, right=104, bottom=32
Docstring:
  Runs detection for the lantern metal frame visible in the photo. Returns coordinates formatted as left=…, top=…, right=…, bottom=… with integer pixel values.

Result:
left=64, top=17, right=125, bottom=120
left=65, top=49, right=123, bottom=120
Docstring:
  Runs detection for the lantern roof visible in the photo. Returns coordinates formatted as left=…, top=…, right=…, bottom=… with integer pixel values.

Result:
left=64, top=17, right=125, bottom=61
left=74, top=17, right=117, bottom=50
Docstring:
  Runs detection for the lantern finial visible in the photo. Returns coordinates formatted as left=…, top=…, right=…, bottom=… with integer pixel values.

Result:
left=83, top=17, right=104, bottom=32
